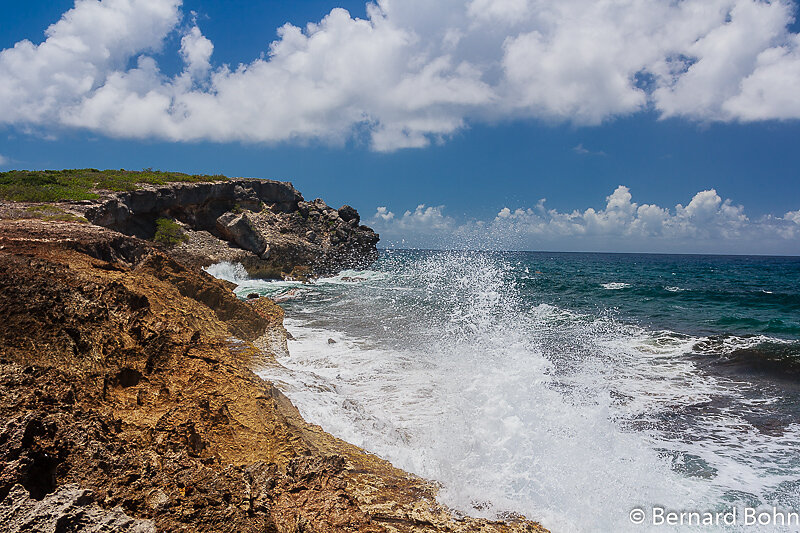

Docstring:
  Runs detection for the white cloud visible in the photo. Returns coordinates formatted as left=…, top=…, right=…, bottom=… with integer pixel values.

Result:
left=0, top=0, right=181, bottom=126
left=180, top=24, right=214, bottom=80
left=371, top=203, right=457, bottom=246
left=1, top=0, right=800, bottom=149
left=723, top=34, right=800, bottom=120
left=372, top=186, right=800, bottom=254
left=573, top=144, right=605, bottom=156
left=0, top=154, right=8, bottom=165
left=391, top=204, right=454, bottom=231
left=374, top=206, right=395, bottom=221
left=652, top=0, right=796, bottom=120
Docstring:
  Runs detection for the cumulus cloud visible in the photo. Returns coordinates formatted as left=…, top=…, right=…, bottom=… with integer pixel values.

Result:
left=374, top=206, right=395, bottom=221
left=371, top=204, right=458, bottom=246
left=1, top=0, right=800, bottom=149
left=180, top=23, right=213, bottom=80
left=0, top=0, right=181, bottom=126
left=375, top=204, right=454, bottom=231
left=0, top=154, right=8, bottom=166
left=372, top=186, right=800, bottom=253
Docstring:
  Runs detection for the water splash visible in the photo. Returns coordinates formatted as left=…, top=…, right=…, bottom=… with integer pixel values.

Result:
left=207, top=252, right=800, bottom=532
left=203, top=261, right=249, bottom=283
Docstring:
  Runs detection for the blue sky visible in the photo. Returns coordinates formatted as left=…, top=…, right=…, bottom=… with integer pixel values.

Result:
left=1, top=0, right=799, bottom=254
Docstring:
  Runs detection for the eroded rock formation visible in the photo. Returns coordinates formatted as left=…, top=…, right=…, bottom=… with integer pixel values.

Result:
left=80, top=179, right=379, bottom=278
left=0, top=219, right=547, bottom=533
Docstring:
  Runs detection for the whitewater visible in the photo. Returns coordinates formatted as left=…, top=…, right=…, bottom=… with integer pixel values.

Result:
left=206, top=250, right=800, bottom=532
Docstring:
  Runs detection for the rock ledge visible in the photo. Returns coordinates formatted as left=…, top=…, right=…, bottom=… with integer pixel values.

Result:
left=80, top=178, right=379, bottom=278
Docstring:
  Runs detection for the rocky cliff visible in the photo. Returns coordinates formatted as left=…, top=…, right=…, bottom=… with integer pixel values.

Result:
left=0, top=219, right=547, bottom=533
left=80, top=178, right=379, bottom=279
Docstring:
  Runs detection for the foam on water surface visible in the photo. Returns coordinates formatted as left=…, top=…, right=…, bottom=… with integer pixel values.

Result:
left=207, top=252, right=800, bottom=532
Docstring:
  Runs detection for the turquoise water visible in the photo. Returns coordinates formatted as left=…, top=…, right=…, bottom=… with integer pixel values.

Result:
left=208, top=250, right=800, bottom=532
left=509, top=252, right=800, bottom=339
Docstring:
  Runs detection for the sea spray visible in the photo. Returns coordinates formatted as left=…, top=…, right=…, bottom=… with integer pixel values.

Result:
left=208, top=251, right=800, bottom=532
left=203, top=261, right=250, bottom=283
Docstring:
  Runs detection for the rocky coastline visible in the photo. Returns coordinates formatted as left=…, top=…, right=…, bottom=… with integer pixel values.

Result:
left=1, top=174, right=379, bottom=280
left=0, top=176, right=547, bottom=532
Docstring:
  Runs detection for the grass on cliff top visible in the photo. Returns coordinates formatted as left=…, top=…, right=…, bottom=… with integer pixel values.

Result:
left=24, top=204, right=89, bottom=224
left=0, top=168, right=228, bottom=203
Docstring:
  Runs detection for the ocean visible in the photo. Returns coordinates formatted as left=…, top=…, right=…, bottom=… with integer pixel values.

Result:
left=207, top=250, right=800, bottom=532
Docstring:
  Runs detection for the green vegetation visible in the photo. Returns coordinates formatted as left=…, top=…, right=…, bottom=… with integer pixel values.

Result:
left=153, top=218, right=189, bottom=247
left=0, top=168, right=227, bottom=203
left=24, top=204, right=89, bottom=223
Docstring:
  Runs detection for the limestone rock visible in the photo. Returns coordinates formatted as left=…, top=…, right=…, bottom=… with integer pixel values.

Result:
left=214, top=211, right=269, bottom=257
left=77, top=178, right=378, bottom=279
left=0, top=219, right=548, bottom=533
left=84, top=178, right=302, bottom=238
left=0, top=484, right=156, bottom=533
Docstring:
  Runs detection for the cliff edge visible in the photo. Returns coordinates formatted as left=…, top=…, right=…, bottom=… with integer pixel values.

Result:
left=0, top=170, right=379, bottom=280
left=0, top=219, right=547, bottom=533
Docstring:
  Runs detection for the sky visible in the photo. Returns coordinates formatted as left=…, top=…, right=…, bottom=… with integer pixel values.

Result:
left=1, top=0, right=799, bottom=254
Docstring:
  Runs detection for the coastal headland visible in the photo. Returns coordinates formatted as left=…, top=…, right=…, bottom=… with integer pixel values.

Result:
left=0, top=171, right=547, bottom=532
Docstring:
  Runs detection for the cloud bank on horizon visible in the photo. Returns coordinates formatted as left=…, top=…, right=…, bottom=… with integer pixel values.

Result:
left=1, top=0, right=800, bottom=151
left=371, top=187, right=800, bottom=254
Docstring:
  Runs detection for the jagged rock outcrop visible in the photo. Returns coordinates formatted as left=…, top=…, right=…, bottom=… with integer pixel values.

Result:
left=84, top=179, right=301, bottom=235
left=0, top=484, right=155, bottom=533
left=0, top=219, right=547, bottom=533
left=80, top=178, right=379, bottom=278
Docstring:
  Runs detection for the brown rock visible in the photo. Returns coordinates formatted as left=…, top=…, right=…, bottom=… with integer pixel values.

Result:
left=0, top=219, right=548, bottom=533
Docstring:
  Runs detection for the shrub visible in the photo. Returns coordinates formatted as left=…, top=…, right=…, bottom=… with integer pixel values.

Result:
left=153, top=218, right=189, bottom=247
left=0, top=169, right=227, bottom=202
left=24, top=204, right=89, bottom=223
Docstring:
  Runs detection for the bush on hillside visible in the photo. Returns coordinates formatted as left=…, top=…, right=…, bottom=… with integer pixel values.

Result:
left=153, top=218, right=189, bottom=247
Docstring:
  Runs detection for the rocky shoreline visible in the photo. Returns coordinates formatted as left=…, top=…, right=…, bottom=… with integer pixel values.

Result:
left=1, top=176, right=379, bottom=280
left=0, top=178, right=548, bottom=532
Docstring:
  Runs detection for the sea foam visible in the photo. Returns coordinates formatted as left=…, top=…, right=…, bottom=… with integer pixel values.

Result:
left=208, top=253, right=800, bottom=532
